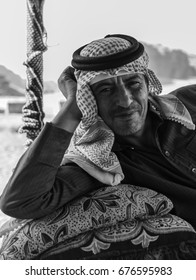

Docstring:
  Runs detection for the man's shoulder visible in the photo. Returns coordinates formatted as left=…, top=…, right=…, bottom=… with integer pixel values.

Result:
left=167, top=84, right=196, bottom=121
left=168, top=84, right=196, bottom=100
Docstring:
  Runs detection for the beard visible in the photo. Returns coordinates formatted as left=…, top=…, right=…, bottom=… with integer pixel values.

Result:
left=111, top=105, right=145, bottom=136
left=112, top=116, right=145, bottom=136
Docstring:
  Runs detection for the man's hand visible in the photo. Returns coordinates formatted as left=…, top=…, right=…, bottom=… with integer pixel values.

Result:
left=57, top=66, right=82, bottom=120
left=52, top=66, right=82, bottom=132
left=58, top=66, right=77, bottom=100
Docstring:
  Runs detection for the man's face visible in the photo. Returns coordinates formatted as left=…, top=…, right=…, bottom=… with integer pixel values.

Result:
left=90, top=73, right=149, bottom=137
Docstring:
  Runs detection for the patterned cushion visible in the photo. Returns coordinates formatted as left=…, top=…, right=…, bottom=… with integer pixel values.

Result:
left=0, top=184, right=195, bottom=260
left=38, top=215, right=196, bottom=260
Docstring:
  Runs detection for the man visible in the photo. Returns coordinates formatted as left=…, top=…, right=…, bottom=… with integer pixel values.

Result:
left=0, top=34, right=196, bottom=230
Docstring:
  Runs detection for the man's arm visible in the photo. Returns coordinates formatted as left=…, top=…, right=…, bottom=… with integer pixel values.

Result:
left=0, top=123, right=101, bottom=219
left=0, top=67, right=102, bottom=219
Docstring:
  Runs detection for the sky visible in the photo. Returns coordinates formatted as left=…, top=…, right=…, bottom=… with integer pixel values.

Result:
left=0, top=0, right=196, bottom=82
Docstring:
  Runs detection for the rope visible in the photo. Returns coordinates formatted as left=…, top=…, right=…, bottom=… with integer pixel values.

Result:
left=19, top=0, right=47, bottom=146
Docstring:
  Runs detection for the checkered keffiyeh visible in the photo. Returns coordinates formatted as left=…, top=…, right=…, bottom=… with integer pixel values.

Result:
left=80, top=37, right=131, bottom=57
left=150, top=94, right=195, bottom=130
left=61, top=37, right=163, bottom=185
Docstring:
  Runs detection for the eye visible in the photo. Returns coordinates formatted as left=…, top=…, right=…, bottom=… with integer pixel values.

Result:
left=126, top=81, right=141, bottom=89
left=99, top=87, right=113, bottom=94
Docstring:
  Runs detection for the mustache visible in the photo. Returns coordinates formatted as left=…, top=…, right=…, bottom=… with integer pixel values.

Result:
left=112, top=104, right=141, bottom=117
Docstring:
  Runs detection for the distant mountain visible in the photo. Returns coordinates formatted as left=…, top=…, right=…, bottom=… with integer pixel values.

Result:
left=0, top=65, right=58, bottom=97
left=189, top=54, right=196, bottom=69
left=0, top=43, right=196, bottom=97
left=43, top=80, right=58, bottom=93
left=0, top=67, right=24, bottom=97
left=0, top=65, right=25, bottom=89
left=143, top=43, right=196, bottom=84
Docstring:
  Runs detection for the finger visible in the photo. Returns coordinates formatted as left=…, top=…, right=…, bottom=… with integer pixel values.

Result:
left=61, top=66, right=76, bottom=82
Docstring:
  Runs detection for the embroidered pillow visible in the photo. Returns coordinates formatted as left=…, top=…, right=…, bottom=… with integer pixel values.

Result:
left=0, top=184, right=173, bottom=260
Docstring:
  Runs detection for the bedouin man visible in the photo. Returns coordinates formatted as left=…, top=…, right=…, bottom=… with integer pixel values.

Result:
left=0, top=34, right=196, bottom=230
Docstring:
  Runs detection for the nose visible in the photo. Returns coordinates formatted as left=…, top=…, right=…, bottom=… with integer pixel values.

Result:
left=116, top=84, right=133, bottom=108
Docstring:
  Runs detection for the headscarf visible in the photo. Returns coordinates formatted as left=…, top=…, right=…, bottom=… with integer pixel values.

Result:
left=61, top=35, right=162, bottom=186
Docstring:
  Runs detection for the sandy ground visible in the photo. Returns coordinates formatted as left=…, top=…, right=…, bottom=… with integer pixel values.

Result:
left=0, top=115, right=26, bottom=218
left=0, top=115, right=26, bottom=192
left=0, top=113, right=55, bottom=219
left=0, top=113, right=56, bottom=190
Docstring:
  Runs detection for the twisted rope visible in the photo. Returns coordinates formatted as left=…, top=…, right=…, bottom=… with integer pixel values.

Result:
left=19, top=0, right=47, bottom=145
